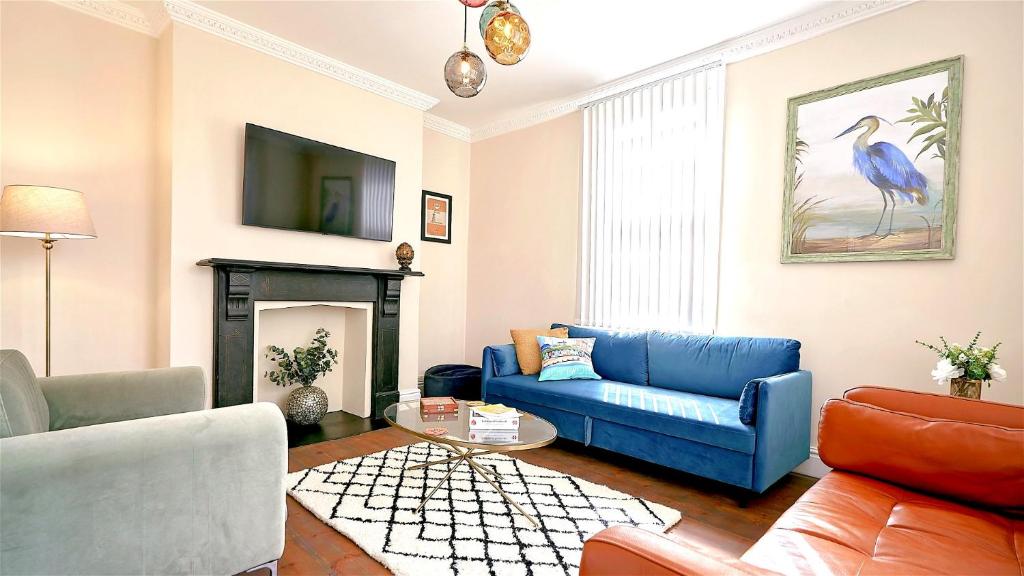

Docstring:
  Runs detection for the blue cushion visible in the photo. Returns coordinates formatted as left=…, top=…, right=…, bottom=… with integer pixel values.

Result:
left=488, top=344, right=521, bottom=377
left=486, top=374, right=755, bottom=453
left=537, top=337, right=601, bottom=381
left=551, top=324, right=649, bottom=386
left=647, top=333, right=800, bottom=399
left=738, top=380, right=758, bottom=425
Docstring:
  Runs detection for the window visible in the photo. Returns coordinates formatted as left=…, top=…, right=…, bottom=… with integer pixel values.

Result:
left=579, top=63, right=725, bottom=333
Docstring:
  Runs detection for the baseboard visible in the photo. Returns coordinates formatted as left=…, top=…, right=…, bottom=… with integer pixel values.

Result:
left=794, top=448, right=830, bottom=478
left=398, top=388, right=421, bottom=402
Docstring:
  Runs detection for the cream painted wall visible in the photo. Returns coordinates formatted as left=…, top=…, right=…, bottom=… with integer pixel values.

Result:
left=465, top=112, right=582, bottom=358
left=464, top=1, right=1023, bottom=452
left=0, top=2, right=160, bottom=374
left=420, top=128, right=471, bottom=373
left=166, top=24, right=424, bottom=404
left=718, top=1, right=1023, bottom=443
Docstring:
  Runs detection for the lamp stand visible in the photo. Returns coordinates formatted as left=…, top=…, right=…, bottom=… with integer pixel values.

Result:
left=42, top=234, right=55, bottom=377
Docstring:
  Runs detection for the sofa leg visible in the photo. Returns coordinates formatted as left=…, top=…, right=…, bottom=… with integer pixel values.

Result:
left=241, top=559, right=278, bottom=576
left=736, top=490, right=755, bottom=508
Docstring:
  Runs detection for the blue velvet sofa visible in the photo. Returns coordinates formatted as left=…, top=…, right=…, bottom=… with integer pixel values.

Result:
left=481, top=325, right=811, bottom=493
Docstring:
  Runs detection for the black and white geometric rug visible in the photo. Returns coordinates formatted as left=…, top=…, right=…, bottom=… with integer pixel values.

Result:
left=287, top=442, right=681, bottom=576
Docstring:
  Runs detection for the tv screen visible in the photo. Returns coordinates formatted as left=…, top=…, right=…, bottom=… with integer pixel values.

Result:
left=242, top=123, right=396, bottom=241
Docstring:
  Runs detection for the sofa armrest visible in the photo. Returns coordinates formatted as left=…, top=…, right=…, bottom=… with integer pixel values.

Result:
left=752, top=370, right=812, bottom=492
left=0, top=403, right=286, bottom=575
left=38, top=366, right=205, bottom=430
left=580, top=526, right=777, bottom=576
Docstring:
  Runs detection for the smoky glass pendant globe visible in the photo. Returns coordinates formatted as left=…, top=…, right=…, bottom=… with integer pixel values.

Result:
left=444, top=49, right=487, bottom=98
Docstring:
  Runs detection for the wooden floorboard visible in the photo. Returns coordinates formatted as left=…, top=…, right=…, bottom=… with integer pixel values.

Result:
left=282, top=428, right=816, bottom=575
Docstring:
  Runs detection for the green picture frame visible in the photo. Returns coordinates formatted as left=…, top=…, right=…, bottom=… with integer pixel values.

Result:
left=781, top=56, right=963, bottom=263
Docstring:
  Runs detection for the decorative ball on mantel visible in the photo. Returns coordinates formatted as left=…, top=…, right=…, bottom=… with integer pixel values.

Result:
left=396, top=242, right=415, bottom=272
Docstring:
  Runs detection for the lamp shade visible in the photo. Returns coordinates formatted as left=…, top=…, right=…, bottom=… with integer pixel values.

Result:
left=0, top=185, right=97, bottom=239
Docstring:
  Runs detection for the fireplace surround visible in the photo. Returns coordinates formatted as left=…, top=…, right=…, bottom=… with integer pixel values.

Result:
left=197, top=258, right=423, bottom=417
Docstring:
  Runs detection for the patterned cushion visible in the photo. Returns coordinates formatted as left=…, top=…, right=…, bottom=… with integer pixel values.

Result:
left=537, top=337, right=601, bottom=382
left=510, top=327, right=569, bottom=375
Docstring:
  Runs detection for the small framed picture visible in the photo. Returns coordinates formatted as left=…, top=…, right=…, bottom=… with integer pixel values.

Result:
left=421, top=190, right=452, bottom=244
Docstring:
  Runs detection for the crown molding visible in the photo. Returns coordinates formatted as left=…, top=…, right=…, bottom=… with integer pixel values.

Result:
left=162, top=0, right=439, bottom=112
left=423, top=114, right=472, bottom=143
left=470, top=0, right=914, bottom=142
left=51, top=0, right=158, bottom=37
left=47, top=0, right=912, bottom=141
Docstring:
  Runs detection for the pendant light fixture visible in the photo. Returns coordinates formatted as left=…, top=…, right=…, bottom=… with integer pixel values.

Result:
left=459, top=0, right=488, bottom=6
left=478, top=0, right=518, bottom=37
left=481, top=0, right=531, bottom=66
left=444, top=5, right=487, bottom=98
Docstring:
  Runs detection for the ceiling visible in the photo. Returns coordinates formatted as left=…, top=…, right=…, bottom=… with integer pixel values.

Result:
left=158, top=1, right=825, bottom=129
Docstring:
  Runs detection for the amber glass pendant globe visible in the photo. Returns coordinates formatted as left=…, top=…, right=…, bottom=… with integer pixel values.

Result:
left=483, top=7, right=531, bottom=65
left=478, top=0, right=519, bottom=37
left=444, top=48, right=487, bottom=98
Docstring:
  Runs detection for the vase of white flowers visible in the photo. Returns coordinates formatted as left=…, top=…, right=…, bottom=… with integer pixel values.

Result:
left=916, top=332, right=1005, bottom=399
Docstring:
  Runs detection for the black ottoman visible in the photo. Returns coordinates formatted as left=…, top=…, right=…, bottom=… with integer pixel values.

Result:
left=423, top=364, right=482, bottom=400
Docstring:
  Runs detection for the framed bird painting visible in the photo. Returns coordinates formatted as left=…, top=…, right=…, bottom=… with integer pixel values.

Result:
left=781, top=56, right=962, bottom=263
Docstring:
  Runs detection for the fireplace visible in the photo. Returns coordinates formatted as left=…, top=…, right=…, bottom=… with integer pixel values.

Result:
left=197, top=258, right=423, bottom=418
left=254, top=302, right=373, bottom=417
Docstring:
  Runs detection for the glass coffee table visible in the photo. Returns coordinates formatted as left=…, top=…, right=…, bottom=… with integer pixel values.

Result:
left=383, top=399, right=557, bottom=527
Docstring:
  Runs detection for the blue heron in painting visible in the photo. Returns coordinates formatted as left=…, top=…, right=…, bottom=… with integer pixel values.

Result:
left=835, top=115, right=929, bottom=237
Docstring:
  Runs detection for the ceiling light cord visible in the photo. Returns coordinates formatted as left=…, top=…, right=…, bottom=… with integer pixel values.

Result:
left=463, top=5, right=468, bottom=49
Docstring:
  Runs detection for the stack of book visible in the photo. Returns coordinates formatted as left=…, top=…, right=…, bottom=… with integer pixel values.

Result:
left=420, top=396, right=459, bottom=422
left=468, top=404, right=521, bottom=443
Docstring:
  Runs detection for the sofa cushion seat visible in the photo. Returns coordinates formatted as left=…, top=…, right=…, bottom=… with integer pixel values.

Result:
left=742, top=471, right=1024, bottom=575
left=486, top=374, right=755, bottom=453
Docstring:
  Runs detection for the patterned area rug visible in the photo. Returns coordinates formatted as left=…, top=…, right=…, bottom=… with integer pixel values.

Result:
left=287, top=442, right=681, bottom=576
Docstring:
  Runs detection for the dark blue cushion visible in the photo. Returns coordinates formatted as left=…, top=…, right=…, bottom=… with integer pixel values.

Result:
left=486, top=374, right=755, bottom=453
left=551, top=324, right=648, bottom=386
left=488, top=344, right=521, bottom=377
left=647, top=333, right=800, bottom=399
left=738, top=380, right=758, bottom=425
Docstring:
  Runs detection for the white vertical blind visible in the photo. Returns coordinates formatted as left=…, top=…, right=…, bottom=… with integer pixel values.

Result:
left=580, top=63, right=725, bottom=333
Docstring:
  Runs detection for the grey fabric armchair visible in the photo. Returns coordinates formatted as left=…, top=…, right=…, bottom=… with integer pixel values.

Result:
left=0, top=349, right=287, bottom=576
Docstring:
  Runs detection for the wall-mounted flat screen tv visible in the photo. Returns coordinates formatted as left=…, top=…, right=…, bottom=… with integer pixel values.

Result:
left=242, top=123, right=396, bottom=241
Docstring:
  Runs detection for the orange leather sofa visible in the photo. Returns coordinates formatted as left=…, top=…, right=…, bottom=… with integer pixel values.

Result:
left=580, top=386, right=1024, bottom=575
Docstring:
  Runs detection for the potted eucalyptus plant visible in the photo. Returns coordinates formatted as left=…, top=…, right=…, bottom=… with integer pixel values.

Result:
left=265, top=328, right=340, bottom=425
left=917, top=331, right=1006, bottom=399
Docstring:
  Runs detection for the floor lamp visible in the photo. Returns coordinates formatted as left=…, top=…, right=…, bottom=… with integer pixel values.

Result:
left=0, top=185, right=97, bottom=376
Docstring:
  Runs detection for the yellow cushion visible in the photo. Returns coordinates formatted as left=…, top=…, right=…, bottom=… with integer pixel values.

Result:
left=510, top=327, right=569, bottom=375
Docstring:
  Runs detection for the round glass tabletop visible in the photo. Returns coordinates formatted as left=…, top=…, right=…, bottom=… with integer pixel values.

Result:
left=383, top=400, right=557, bottom=451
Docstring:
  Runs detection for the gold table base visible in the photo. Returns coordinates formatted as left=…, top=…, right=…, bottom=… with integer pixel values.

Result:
left=411, top=439, right=539, bottom=527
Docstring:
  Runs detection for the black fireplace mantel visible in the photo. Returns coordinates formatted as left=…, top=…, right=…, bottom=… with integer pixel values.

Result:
left=197, top=258, right=423, bottom=416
